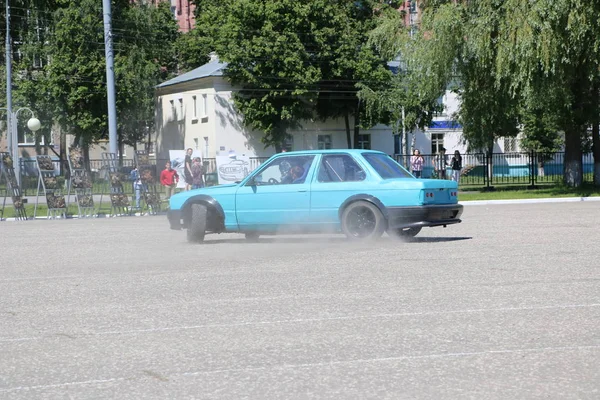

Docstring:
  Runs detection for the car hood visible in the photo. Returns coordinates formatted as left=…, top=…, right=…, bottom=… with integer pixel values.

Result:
left=169, top=183, right=239, bottom=209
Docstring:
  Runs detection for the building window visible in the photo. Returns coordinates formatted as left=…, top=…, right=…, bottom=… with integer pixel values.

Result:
left=178, top=98, right=184, bottom=121
left=431, top=133, right=444, bottom=154
left=357, top=134, right=371, bottom=150
left=504, top=137, right=517, bottom=152
left=201, top=94, right=208, bottom=118
left=18, top=131, right=52, bottom=146
left=192, top=95, right=197, bottom=119
left=283, top=136, right=293, bottom=152
left=317, top=134, right=332, bottom=150
left=18, top=131, right=36, bottom=145
left=169, top=100, right=176, bottom=121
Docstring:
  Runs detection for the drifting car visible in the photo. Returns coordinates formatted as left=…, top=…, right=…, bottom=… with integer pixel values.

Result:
left=167, top=149, right=463, bottom=242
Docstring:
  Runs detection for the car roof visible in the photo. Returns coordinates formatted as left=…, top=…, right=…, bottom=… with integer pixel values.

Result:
left=274, top=149, right=387, bottom=156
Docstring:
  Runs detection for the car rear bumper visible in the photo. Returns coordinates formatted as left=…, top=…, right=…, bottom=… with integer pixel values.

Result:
left=167, top=209, right=182, bottom=230
left=386, top=204, right=463, bottom=229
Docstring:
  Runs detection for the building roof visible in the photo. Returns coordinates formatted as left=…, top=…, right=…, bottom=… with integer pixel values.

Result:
left=156, top=59, right=227, bottom=88
left=158, top=59, right=402, bottom=89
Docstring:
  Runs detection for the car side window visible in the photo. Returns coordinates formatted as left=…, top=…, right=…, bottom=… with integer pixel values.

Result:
left=317, top=154, right=366, bottom=183
left=251, top=155, right=315, bottom=185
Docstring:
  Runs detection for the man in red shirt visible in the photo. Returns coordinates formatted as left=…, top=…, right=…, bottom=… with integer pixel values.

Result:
left=160, top=161, right=179, bottom=200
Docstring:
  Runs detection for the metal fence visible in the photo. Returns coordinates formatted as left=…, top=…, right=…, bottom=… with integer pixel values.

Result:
left=8, top=157, right=270, bottom=196
left=395, top=151, right=596, bottom=188
left=3, top=152, right=597, bottom=196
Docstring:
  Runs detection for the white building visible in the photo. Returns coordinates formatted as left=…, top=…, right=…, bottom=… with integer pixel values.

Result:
left=155, top=57, right=521, bottom=163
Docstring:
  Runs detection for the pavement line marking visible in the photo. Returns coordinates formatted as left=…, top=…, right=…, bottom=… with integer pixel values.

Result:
left=180, top=344, right=600, bottom=376
left=0, top=377, right=128, bottom=393
left=2, top=303, right=598, bottom=342
left=3, top=344, right=598, bottom=393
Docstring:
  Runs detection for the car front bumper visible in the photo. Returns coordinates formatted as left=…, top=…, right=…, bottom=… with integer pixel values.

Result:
left=386, top=204, right=463, bottom=230
left=167, top=209, right=182, bottom=230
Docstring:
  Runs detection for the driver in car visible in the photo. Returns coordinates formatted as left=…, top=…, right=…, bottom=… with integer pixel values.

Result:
left=282, top=165, right=305, bottom=184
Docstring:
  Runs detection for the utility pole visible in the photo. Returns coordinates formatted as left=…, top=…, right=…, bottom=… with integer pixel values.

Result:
left=102, top=0, right=118, bottom=155
left=5, top=0, right=12, bottom=152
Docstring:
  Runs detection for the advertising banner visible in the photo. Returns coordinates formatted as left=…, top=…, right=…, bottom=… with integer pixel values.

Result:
left=215, top=155, right=252, bottom=185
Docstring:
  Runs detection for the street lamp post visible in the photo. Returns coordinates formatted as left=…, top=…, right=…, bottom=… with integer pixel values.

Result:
left=1, top=107, right=42, bottom=185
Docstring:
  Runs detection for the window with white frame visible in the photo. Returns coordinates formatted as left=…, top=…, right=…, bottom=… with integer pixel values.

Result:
left=201, top=94, right=208, bottom=119
left=18, top=130, right=53, bottom=146
left=192, top=95, right=198, bottom=119
left=317, top=134, right=332, bottom=150
left=357, top=134, right=371, bottom=150
left=504, top=137, right=517, bottom=152
left=178, top=98, right=184, bottom=121
left=169, top=100, right=176, bottom=121
left=18, top=131, right=36, bottom=145
left=431, top=133, right=445, bottom=154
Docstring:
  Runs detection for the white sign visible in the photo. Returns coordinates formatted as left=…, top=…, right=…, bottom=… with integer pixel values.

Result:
left=169, top=149, right=203, bottom=189
left=215, top=155, right=252, bottom=185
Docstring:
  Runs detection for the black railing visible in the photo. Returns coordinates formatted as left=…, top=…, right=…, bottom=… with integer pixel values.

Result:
left=395, top=151, right=596, bottom=188
left=7, top=157, right=270, bottom=196
left=2, top=152, right=597, bottom=196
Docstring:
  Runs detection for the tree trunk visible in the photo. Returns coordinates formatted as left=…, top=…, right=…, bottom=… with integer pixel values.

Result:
left=344, top=112, right=352, bottom=149
left=353, top=108, right=360, bottom=150
left=563, top=130, right=583, bottom=187
left=593, top=118, right=600, bottom=186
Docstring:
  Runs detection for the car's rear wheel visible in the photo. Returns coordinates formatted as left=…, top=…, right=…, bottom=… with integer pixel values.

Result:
left=187, top=203, right=207, bottom=243
left=341, top=201, right=386, bottom=240
left=389, top=227, right=422, bottom=238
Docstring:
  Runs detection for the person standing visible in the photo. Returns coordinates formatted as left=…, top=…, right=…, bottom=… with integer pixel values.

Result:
left=191, top=157, right=205, bottom=189
left=451, top=150, right=462, bottom=183
left=410, top=149, right=424, bottom=178
left=184, top=148, right=193, bottom=191
left=433, top=147, right=448, bottom=179
left=160, top=161, right=179, bottom=200
left=129, top=165, right=146, bottom=209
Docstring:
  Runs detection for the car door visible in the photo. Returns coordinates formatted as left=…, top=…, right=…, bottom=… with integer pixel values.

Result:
left=235, top=155, right=316, bottom=231
left=309, top=153, right=368, bottom=225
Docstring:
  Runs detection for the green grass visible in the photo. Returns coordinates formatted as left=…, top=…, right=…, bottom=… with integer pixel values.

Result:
left=459, top=183, right=600, bottom=201
left=0, top=201, right=166, bottom=219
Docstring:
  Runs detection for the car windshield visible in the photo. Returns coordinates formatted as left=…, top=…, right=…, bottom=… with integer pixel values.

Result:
left=362, top=153, right=413, bottom=179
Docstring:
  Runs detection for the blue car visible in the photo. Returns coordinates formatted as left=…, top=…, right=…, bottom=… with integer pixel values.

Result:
left=167, top=149, right=463, bottom=242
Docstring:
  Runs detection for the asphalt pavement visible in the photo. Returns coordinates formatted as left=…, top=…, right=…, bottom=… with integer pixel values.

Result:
left=0, top=202, right=599, bottom=399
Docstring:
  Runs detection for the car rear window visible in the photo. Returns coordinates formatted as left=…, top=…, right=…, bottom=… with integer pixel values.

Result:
left=362, top=153, right=413, bottom=179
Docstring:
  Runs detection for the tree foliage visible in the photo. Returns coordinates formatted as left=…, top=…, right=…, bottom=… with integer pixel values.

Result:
left=2, top=0, right=179, bottom=158
left=188, top=0, right=393, bottom=149
left=372, top=0, right=600, bottom=186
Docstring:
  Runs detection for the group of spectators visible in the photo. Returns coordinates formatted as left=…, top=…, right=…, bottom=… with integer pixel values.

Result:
left=410, top=147, right=462, bottom=183
left=158, top=148, right=206, bottom=201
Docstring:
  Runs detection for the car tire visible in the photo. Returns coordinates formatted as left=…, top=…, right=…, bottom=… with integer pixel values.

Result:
left=245, top=232, right=260, bottom=242
left=389, top=227, right=422, bottom=238
left=187, top=203, right=207, bottom=243
left=341, top=200, right=386, bottom=240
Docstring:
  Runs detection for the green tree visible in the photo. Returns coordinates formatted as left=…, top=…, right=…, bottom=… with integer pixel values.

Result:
left=189, top=0, right=393, bottom=150
left=46, top=0, right=178, bottom=162
left=492, top=0, right=600, bottom=186
left=359, top=2, right=460, bottom=157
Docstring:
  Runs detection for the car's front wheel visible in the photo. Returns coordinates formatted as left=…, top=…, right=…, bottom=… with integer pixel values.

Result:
left=187, top=203, right=207, bottom=243
left=341, top=201, right=386, bottom=240
left=389, top=227, right=422, bottom=238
